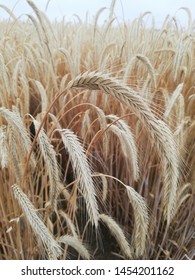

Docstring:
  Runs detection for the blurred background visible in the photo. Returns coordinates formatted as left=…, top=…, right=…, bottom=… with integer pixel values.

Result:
left=0, top=0, right=194, bottom=27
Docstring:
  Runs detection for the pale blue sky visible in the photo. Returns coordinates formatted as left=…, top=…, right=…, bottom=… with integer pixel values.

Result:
left=0, top=0, right=194, bottom=27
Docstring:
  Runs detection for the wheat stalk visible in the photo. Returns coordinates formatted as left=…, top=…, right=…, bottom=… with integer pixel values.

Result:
left=0, top=4, right=17, bottom=20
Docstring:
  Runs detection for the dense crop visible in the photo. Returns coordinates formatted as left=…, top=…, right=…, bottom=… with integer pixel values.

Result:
left=0, top=0, right=195, bottom=260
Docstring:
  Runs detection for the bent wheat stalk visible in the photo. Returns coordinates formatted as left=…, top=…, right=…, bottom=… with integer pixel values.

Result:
left=69, top=71, right=179, bottom=224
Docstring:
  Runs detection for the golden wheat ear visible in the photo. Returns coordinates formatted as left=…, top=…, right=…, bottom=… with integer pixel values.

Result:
left=56, top=128, right=99, bottom=228
left=33, top=119, right=61, bottom=211
left=107, top=114, right=139, bottom=181
left=100, top=213, right=132, bottom=259
left=125, top=185, right=149, bottom=257
left=59, top=235, right=90, bottom=260
left=0, top=107, right=36, bottom=168
left=12, top=184, right=62, bottom=259
left=0, top=125, right=8, bottom=168
left=69, top=71, right=179, bottom=225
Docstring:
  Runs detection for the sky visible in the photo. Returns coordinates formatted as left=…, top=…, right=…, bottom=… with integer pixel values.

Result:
left=0, top=0, right=194, bottom=27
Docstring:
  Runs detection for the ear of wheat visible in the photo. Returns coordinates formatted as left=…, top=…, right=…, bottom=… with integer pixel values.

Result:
left=33, top=119, right=61, bottom=210
left=56, top=128, right=99, bottom=228
left=59, top=235, right=90, bottom=260
left=0, top=107, right=36, bottom=168
left=107, top=114, right=139, bottom=181
left=12, top=184, right=62, bottom=259
left=1, top=2, right=194, bottom=261
left=100, top=213, right=132, bottom=259
left=0, top=125, right=7, bottom=168
left=125, top=185, right=149, bottom=257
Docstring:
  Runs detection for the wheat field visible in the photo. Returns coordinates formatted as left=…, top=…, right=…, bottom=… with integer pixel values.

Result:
left=0, top=0, right=195, bottom=260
